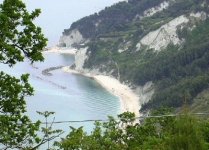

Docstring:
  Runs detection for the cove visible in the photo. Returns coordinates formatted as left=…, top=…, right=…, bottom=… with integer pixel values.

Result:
left=0, top=53, right=120, bottom=133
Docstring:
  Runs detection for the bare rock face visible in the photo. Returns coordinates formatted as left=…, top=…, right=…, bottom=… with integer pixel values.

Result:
left=142, top=1, right=169, bottom=18
left=134, top=1, right=170, bottom=21
left=135, top=82, right=155, bottom=105
left=138, top=15, right=189, bottom=51
left=59, top=29, right=85, bottom=47
left=136, top=12, right=208, bottom=52
left=74, top=47, right=88, bottom=72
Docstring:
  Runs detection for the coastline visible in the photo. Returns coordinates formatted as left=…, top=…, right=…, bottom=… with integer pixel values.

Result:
left=43, top=47, right=140, bottom=117
left=62, top=66, right=140, bottom=117
left=43, top=47, right=77, bottom=55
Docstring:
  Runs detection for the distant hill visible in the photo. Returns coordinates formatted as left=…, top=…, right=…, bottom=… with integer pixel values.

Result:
left=59, top=0, right=209, bottom=113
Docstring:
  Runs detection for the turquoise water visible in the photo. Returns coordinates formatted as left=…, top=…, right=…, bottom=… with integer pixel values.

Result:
left=0, top=53, right=120, bottom=136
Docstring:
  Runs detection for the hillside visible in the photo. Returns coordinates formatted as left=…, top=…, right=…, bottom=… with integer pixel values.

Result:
left=59, top=0, right=209, bottom=112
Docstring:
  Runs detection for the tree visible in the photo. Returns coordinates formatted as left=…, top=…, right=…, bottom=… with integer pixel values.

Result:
left=165, top=114, right=207, bottom=150
left=57, top=111, right=209, bottom=150
left=0, top=0, right=49, bottom=149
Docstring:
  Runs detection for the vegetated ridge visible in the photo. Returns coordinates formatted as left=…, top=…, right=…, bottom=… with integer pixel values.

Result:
left=59, top=0, right=209, bottom=113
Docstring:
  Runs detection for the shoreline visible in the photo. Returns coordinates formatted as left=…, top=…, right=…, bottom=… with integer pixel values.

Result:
left=62, top=66, right=140, bottom=117
left=43, top=47, right=77, bottom=55
left=43, top=47, right=140, bottom=117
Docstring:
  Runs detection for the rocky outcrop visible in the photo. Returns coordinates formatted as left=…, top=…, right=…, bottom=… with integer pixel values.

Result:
left=74, top=47, right=88, bottom=71
left=137, top=15, right=189, bottom=51
left=59, top=29, right=86, bottom=47
left=60, top=0, right=209, bottom=111
left=73, top=48, right=112, bottom=76
left=142, top=1, right=169, bottom=18
left=136, top=12, right=208, bottom=51
left=135, top=82, right=155, bottom=105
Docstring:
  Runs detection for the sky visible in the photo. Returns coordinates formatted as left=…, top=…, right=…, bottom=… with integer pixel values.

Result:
left=0, top=0, right=124, bottom=46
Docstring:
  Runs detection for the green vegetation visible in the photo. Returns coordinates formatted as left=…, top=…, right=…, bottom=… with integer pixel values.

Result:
left=142, top=18, right=209, bottom=110
left=64, top=0, right=166, bottom=38
left=0, top=0, right=62, bottom=149
left=65, top=0, right=209, bottom=111
left=57, top=110, right=209, bottom=150
left=1, top=0, right=209, bottom=148
left=190, top=89, right=209, bottom=113
left=85, top=16, right=209, bottom=111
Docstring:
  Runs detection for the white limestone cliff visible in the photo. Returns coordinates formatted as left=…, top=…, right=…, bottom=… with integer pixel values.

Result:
left=135, top=1, right=170, bottom=20
left=74, top=47, right=88, bottom=72
left=135, top=82, right=155, bottom=105
left=136, top=12, right=208, bottom=51
left=59, top=29, right=85, bottom=47
left=143, top=1, right=169, bottom=18
left=138, top=15, right=189, bottom=51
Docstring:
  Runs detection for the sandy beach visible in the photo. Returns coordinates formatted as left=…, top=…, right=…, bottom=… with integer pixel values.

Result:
left=43, top=47, right=77, bottom=55
left=62, top=66, right=140, bottom=117
left=43, top=47, right=140, bottom=117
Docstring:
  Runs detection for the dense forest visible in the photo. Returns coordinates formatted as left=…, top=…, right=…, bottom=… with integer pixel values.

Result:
left=62, top=0, right=209, bottom=112
left=66, top=0, right=166, bottom=38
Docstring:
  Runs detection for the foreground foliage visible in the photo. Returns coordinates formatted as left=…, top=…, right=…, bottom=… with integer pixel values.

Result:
left=57, top=110, right=209, bottom=150
left=0, top=0, right=64, bottom=149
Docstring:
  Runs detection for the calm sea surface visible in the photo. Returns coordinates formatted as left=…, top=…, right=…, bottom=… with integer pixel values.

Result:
left=0, top=53, right=120, bottom=135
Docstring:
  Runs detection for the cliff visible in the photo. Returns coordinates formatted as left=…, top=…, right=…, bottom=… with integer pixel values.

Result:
left=60, top=0, right=209, bottom=112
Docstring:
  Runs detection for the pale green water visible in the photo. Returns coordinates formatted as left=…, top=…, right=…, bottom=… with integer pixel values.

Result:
left=0, top=53, right=120, bottom=144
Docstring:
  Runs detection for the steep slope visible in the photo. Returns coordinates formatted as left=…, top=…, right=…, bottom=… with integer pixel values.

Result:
left=60, top=0, right=209, bottom=112
left=59, top=0, right=168, bottom=47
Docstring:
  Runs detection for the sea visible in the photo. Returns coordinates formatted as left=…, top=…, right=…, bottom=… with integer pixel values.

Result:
left=0, top=52, right=120, bottom=148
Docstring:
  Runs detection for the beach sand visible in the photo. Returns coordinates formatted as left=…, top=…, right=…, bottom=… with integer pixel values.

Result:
left=43, top=47, right=140, bottom=117
left=43, top=47, right=77, bottom=55
left=62, top=66, right=140, bottom=117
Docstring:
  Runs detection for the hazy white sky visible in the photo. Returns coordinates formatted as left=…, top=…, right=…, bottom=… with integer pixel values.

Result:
left=0, top=0, right=124, bottom=46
